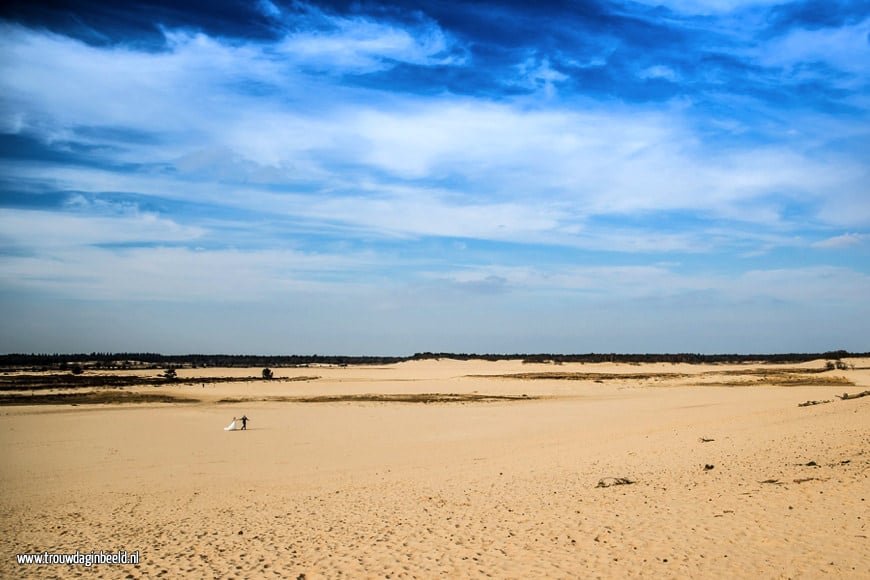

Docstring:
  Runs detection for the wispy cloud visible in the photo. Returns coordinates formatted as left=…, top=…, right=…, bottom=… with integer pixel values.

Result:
left=812, top=232, right=868, bottom=249
left=0, top=208, right=203, bottom=249
left=3, top=246, right=372, bottom=301
left=630, top=1, right=787, bottom=15
left=273, top=10, right=464, bottom=72
left=755, top=17, right=870, bottom=77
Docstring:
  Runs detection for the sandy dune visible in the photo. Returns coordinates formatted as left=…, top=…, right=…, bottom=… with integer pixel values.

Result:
left=1, top=359, right=868, bottom=578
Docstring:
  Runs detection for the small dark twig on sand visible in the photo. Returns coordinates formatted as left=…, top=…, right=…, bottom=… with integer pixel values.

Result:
left=699, top=437, right=715, bottom=442
left=596, top=477, right=635, bottom=488
left=798, top=399, right=832, bottom=407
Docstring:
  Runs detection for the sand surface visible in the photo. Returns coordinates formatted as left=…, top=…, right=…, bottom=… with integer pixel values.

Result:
left=1, top=359, right=868, bottom=578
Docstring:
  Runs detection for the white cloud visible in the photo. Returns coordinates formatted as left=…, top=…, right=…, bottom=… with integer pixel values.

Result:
left=436, top=264, right=698, bottom=299
left=301, top=190, right=564, bottom=240
left=812, top=232, right=868, bottom=249
left=0, top=236, right=376, bottom=302
left=275, top=15, right=461, bottom=72
left=0, top=151, right=859, bottom=255
left=0, top=19, right=867, bottom=256
left=629, top=0, right=784, bottom=15
left=735, top=266, right=870, bottom=303
left=257, top=0, right=281, bottom=19
left=0, top=208, right=204, bottom=248
left=0, top=24, right=255, bottom=145
left=0, top=14, right=462, bottom=144
left=4, top=221, right=866, bottom=308
left=514, top=56, right=569, bottom=97
left=339, top=102, right=860, bottom=226
left=756, top=18, right=870, bottom=77
left=639, top=65, right=679, bottom=82
left=424, top=263, right=870, bottom=308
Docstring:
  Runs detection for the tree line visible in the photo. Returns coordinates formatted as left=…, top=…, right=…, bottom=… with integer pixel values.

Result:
left=0, top=350, right=865, bottom=370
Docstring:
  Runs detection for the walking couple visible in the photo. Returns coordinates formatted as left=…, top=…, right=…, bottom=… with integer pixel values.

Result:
left=224, top=415, right=249, bottom=431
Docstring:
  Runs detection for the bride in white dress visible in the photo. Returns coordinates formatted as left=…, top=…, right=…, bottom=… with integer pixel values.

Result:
left=224, top=417, right=239, bottom=431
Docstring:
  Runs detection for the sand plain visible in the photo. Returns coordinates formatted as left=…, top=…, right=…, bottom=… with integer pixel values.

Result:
left=1, top=358, right=868, bottom=578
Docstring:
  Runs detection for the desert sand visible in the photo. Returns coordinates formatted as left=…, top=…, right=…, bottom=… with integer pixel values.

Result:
left=1, top=358, right=868, bottom=578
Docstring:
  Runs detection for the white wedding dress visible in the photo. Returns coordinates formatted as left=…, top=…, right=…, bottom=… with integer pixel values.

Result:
left=224, top=420, right=239, bottom=431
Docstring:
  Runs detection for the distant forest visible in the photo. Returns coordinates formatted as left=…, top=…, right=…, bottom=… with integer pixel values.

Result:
left=0, top=350, right=865, bottom=370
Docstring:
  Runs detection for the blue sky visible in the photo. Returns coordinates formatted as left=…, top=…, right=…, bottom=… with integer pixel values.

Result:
left=0, top=0, right=868, bottom=354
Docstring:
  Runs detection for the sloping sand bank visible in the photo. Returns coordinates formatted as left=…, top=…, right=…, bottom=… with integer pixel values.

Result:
left=1, top=359, right=867, bottom=578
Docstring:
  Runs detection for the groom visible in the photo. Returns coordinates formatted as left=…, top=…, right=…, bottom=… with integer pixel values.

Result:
left=241, top=415, right=248, bottom=430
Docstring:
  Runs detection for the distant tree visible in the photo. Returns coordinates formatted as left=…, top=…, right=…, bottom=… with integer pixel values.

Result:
left=826, top=359, right=849, bottom=371
left=262, top=368, right=274, bottom=380
left=70, top=364, right=84, bottom=375
left=163, top=368, right=177, bottom=381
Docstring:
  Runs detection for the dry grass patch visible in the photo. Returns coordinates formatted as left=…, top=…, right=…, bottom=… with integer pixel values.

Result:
left=0, top=373, right=318, bottom=392
left=707, top=367, right=831, bottom=377
left=0, top=391, right=200, bottom=406
left=473, top=366, right=854, bottom=387
left=705, top=374, right=853, bottom=387
left=469, top=372, right=687, bottom=381
left=217, top=393, right=538, bottom=404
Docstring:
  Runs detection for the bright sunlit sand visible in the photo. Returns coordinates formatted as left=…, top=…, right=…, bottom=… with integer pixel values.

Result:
left=2, top=358, right=868, bottom=578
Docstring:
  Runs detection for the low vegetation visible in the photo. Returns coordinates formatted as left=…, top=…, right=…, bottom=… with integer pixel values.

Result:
left=0, top=373, right=318, bottom=393
left=705, top=374, right=853, bottom=387
left=470, top=372, right=688, bottom=381
left=217, top=393, right=537, bottom=404
left=0, top=391, right=199, bottom=406
left=472, top=366, right=855, bottom=387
